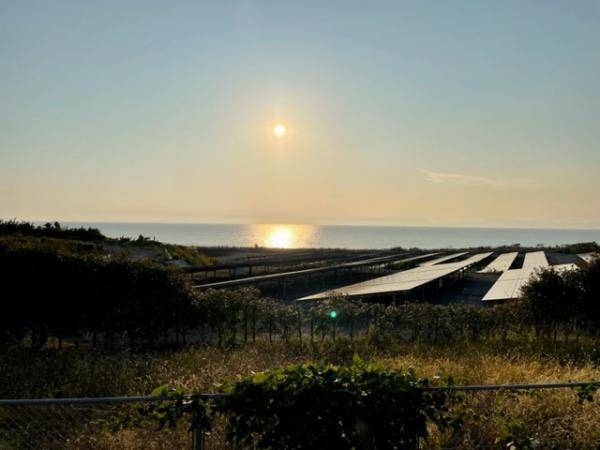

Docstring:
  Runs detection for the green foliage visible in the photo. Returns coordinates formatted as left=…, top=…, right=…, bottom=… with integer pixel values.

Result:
left=521, top=269, right=577, bottom=332
left=133, top=358, right=463, bottom=449
left=219, top=357, right=461, bottom=450
left=0, top=234, right=105, bottom=257
left=0, top=241, right=195, bottom=350
left=521, top=259, right=600, bottom=339
left=497, top=418, right=540, bottom=450
left=144, top=386, right=213, bottom=432
left=576, top=383, right=598, bottom=404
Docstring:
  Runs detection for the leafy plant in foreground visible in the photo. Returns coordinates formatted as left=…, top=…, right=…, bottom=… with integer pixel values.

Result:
left=219, top=356, right=462, bottom=450
left=497, top=418, right=540, bottom=450
left=133, top=357, right=464, bottom=449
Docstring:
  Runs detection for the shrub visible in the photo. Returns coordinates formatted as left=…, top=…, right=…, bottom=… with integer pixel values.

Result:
left=0, top=219, right=105, bottom=241
left=219, top=356, right=461, bottom=450
left=521, top=258, right=600, bottom=340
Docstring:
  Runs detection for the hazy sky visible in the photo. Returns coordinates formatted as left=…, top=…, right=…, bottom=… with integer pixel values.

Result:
left=2, top=1, right=600, bottom=228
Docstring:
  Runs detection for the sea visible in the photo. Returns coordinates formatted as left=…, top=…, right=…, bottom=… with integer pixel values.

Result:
left=64, top=223, right=600, bottom=250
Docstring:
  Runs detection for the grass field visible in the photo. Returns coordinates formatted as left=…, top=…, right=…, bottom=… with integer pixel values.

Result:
left=2, top=338, right=600, bottom=449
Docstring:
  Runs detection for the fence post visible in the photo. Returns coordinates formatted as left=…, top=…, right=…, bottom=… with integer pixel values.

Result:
left=192, top=426, right=204, bottom=450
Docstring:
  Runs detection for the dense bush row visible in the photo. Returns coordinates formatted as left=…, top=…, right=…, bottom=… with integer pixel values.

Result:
left=0, top=244, right=193, bottom=349
left=1, top=238, right=598, bottom=351
left=0, top=219, right=106, bottom=241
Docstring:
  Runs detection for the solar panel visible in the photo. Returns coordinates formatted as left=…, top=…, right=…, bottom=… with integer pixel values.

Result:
left=478, top=252, right=518, bottom=273
left=522, top=251, right=548, bottom=270
left=578, top=253, right=597, bottom=263
left=482, top=251, right=549, bottom=301
left=299, top=252, right=492, bottom=300
left=419, top=252, right=469, bottom=266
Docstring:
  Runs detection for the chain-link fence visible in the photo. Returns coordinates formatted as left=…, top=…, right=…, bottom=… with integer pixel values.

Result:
left=0, top=397, right=226, bottom=450
left=1, top=380, right=599, bottom=450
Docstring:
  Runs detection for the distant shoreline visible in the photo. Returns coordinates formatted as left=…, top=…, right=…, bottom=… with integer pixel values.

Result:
left=55, top=221, right=600, bottom=232
left=54, top=222, right=600, bottom=250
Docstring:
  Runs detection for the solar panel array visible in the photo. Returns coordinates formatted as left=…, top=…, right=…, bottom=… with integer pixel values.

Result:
left=299, top=252, right=492, bottom=301
left=478, top=252, right=518, bottom=273
left=194, top=252, right=440, bottom=290
left=482, top=251, right=549, bottom=302
left=419, top=252, right=469, bottom=267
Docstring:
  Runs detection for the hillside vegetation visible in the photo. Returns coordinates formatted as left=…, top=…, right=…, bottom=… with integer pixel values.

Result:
left=1, top=221, right=599, bottom=448
left=0, top=219, right=212, bottom=265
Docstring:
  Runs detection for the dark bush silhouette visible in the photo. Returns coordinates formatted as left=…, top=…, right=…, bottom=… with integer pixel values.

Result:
left=521, top=257, right=600, bottom=341
left=0, top=219, right=105, bottom=241
left=0, top=242, right=194, bottom=350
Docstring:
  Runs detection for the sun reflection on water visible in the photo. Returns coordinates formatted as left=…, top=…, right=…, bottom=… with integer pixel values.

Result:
left=246, top=224, right=317, bottom=248
left=266, top=226, right=293, bottom=248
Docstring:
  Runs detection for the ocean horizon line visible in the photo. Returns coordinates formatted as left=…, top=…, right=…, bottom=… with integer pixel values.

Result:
left=52, top=220, right=600, bottom=232
left=39, top=221, right=600, bottom=250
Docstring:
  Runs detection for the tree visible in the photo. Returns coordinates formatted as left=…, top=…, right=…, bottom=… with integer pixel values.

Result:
left=521, top=268, right=581, bottom=342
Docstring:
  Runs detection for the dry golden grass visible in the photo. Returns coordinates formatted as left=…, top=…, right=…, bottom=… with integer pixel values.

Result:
left=3, top=339, right=600, bottom=449
left=382, top=352, right=600, bottom=384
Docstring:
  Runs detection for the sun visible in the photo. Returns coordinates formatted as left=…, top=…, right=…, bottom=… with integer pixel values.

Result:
left=273, top=124, right=286, bottom=137
left=266, top=226, right=293, bottom=248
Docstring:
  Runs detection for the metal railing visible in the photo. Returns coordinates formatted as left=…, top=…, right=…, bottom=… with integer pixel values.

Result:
left=1, top=380, right=598, bottom=450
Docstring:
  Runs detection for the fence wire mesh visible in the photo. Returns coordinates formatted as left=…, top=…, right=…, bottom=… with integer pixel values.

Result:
left=0, top=397, right=501, bottom=450
left=0, top=400, right=228, bottom=450
left=1, top=381, right=599, bottom=450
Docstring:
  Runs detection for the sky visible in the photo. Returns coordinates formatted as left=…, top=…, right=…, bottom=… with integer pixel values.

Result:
left=2, top=0, right=600, bottom=228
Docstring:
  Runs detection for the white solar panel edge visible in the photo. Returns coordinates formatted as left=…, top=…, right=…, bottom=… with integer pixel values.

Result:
left=419, top=252, right=469, bottom=267
left=578, top=253, right=597, bottom=263
left=483, top=252, right=549, bottom=301
left=478, top=252, right=519, bottom=273
left=299, top=252, right=492, bottom=300
left=522, top=251, right=549, bottom=269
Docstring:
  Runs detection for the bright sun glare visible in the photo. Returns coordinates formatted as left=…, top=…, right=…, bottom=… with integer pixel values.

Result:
left=266, top=226, right=293, bottom=248
left=273, top=124, right=286, bottom=137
